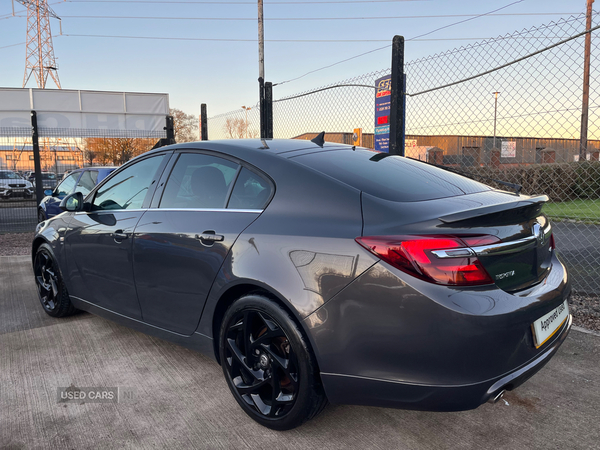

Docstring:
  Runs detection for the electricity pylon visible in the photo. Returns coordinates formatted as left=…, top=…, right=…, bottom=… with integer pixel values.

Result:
left=15, top=0, right=61, bottom=89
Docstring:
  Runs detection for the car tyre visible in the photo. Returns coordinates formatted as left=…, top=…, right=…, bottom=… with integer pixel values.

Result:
left=219, top=294, right=327, bottom=430
left=38, top=209, right=46, bottom=223
left=33, top=243, right=77, bottom=317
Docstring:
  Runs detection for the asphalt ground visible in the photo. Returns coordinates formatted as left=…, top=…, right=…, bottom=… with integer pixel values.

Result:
left=1, top=256, right=599, bottom=449
left=553, top=221, right=600, bottom=295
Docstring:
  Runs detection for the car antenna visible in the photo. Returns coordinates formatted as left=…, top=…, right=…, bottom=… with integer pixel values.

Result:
left=311, top=131, right=325, bottom=147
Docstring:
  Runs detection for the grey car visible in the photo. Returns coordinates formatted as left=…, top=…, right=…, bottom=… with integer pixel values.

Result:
left=0, top=170, right=34, bottom=199
left=32, top=139, right=571, bottom=430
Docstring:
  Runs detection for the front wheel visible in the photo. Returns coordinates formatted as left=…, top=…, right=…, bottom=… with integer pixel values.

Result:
left=219, top=295, right=327, bottom=430
left=38, top=209, right=46, bottom=223
left=33, top=243, right=77, bottom=317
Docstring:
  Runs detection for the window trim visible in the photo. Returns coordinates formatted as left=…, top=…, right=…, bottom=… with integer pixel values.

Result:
left=151, top=208, right=263, bottom=213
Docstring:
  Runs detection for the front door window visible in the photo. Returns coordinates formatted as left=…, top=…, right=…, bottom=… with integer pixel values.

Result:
left=93, top=155, right=165, bottom=210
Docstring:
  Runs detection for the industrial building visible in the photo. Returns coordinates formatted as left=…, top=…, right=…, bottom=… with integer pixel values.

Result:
left=293, top=133, right=600, bottom=166
left=0, top=144, right=83, bottom=173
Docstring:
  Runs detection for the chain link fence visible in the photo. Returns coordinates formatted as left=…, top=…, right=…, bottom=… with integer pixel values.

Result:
left=0, top=128, right=164, bottom=233
left=208, top=12, right=600, bottom=299
left=207, top=107, right=262, bottom=140
left=404, top=13, right=600, bottom=300
left=0, top=126, right=37, bottom=232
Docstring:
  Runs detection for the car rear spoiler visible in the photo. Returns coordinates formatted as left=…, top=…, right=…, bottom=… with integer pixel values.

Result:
left=438, top=195, right=549, bottom=224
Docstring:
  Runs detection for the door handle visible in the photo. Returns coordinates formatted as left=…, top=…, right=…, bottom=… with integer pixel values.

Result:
left=196, top=231, right=224, bottom=246
left=112, top=230, right=129, bottom=242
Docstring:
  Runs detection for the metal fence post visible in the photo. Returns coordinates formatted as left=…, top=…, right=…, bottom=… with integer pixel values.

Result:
left=200, top=104, right=208, bottom=141
left=389, top=35, right=406, bottom=156
left=265, top=82, right=273, bottom=138
left=166, top=115, right=175, bottom=144
left=579, top=0, right=594, bottom=161
left=259, top=77, right=266, bottom=138
left=30, top=110, right=44, bottom=203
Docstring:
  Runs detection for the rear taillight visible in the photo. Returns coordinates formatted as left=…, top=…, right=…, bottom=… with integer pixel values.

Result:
left=356, top=235, right=496, bottom=286
left=549, top=233, right=555, bottom=250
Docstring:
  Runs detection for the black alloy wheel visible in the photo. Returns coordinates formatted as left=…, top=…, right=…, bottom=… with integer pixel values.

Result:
left=34, top=244, right=77, bottom=317
left=220, top=295, right=326, bottom=430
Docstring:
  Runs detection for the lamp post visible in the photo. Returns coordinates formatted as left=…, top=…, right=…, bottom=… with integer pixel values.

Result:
left=241, top=106, right=251, bottom=138
left=493, top=91, right=500, bottom=149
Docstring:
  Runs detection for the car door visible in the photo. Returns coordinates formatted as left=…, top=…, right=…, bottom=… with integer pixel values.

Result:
left=64, top=153, right=169, bottom=319
left=132, top=151, right=273, bottom=335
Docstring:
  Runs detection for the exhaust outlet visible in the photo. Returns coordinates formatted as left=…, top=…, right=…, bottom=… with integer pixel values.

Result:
left=488, top=390, right=505, bottom=404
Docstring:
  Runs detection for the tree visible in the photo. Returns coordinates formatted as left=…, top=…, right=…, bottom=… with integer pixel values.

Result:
left=223, top=117, right=253, bottom=139
left=83, top=148, right=97, bottom=166
left=82, top=137, right=156, bottom=166
left=170, top=108, right=198, bottom=142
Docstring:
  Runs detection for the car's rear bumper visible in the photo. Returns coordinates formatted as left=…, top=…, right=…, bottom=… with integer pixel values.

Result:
left=305, top=253, right=571, bottom=410
left=319, top=314, right=571, bottom=410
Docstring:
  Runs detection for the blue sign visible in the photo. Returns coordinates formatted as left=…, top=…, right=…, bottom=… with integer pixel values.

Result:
left=374, top=75, right=391, bottom=152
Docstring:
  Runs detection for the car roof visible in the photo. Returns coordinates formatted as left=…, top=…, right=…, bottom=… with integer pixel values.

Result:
left=143, top=139, right=351, bottom=159
left=68, top=166, right=117, bottom=173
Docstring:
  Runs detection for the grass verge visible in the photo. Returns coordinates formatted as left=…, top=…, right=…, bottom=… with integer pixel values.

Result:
left=543, top=199, right=600, bottom=224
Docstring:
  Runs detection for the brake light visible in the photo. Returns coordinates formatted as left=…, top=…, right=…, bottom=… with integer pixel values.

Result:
left=549, top=233, right=555, bottom=250
left=356, top=235, right=495, bottom=286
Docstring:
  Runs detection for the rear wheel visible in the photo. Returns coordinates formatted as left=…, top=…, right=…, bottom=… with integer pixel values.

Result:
left=33, top=244, right=77, bottom=317
left=219, top=295, right=327, bottom=430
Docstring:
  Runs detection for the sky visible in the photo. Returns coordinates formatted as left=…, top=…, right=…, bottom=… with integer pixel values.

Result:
left=0, top=0, right=590, bottom=118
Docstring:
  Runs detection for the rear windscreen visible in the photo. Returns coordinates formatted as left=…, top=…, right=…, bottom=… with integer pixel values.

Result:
left=292, top=149, right=490, bottom=202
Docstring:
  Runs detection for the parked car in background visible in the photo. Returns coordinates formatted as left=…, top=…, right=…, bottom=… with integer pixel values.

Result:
left=32, top=139, right=571, bottom=430
left=37, top=172, right=59, bottom=190
left=0, top=170, right=34, bottom=199
left=37, top=167, right=116, bottom=222
left=28, top=171, right=59, bottom=189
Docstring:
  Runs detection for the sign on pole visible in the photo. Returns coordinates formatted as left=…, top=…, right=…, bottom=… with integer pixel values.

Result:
left=352, top=128, right=363, bottom=147
left=501, top=141, right=516, bottom=158
left=374, top=75, right=391, bottom=152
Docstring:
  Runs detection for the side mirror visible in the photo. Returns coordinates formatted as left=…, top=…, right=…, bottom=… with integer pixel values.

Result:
left=44, top=189, right=53, bottom=197
left=59, top=192, right=85, bottom=212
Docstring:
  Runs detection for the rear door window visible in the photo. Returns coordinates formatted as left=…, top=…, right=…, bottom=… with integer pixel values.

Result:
left=159, top=153, right=239, bottom=209
left=227, top=167, right=272, bottom=210
left=293, top=149, right=490, bottom=202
